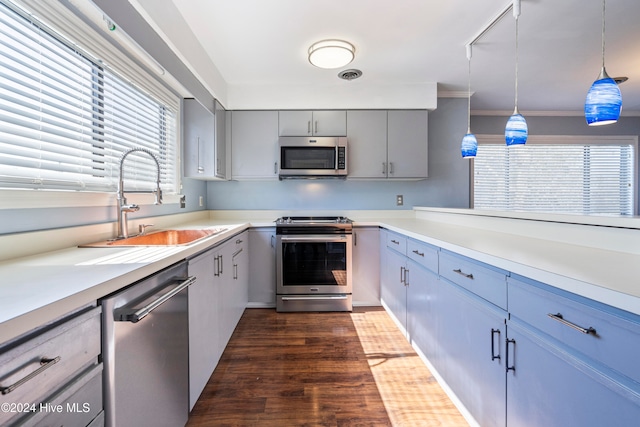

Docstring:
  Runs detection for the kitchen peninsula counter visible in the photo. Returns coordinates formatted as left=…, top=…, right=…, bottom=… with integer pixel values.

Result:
left=1, top=208, right=639, bottom=344
left=354, top=208, right=640, bottom=316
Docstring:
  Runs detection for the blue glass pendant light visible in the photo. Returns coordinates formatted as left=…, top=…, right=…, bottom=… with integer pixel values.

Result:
left=461, top=45, right=478, bottom=158
left=505, top=0, right=527, bottom=146
left=585, top=0, right=622, bottom=126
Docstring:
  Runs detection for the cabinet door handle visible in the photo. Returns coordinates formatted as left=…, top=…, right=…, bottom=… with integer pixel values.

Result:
left=197, top=137, right=204, bottom=173
left=412, top=249, right=425, bottom=257
left=491, top=329, right=501, bottom=361
left=307, top=120, right=311, bottom=134
left=233, top=263, right=238, bottom=280
left=453, top=268, right=474, bottom=280
left=353, top=232, right=357, bottom=246
left=400, top=266, right=405, bottom=284
left=382, top=162, right=387, bottom=175
left=314, top=120, right=318, bottom=134
left=274, top=162, right=278, bottom=174
left=0, top=356, right=61, bottom=395
left=214, top=255, right=220, bottom=276
left=219, top=254, right=223, bottom=275
left=389, top=162, right=394, bottom=175
left=506, top=338, right=516, bottom=373
left=404, top=268, right=409, bottom=286
left=547, top=313, right=597, bottom=335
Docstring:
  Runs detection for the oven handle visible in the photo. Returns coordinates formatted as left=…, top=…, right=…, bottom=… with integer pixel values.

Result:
left=279, top=235, right=349, bottom=242
left=281, top=295, right=349, bottom=301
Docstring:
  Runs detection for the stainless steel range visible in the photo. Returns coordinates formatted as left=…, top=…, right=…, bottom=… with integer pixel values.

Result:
left=276, top=216, right=353, bottom=312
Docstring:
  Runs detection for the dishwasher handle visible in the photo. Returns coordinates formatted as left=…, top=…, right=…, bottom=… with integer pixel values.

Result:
left=114, top=276, right=195, bottom=323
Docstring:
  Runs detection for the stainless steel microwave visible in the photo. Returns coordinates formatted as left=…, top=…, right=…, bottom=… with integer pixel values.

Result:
left=278, top=136, right=347, bottom=179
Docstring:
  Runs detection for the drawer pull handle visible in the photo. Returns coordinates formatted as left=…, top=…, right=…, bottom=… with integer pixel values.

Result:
left=1, top=356, right=61, bottom=395
left=412, top=249, right=425, bottom=257
left=453, top=269, right=474, bottom=280
left=491, top=329, right=501, bottom=361
left=547, top=313, right=597, bottom=335
left=390, top=239, right=400, bottom=245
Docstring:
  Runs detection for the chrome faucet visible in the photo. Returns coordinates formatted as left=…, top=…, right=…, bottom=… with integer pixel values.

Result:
left=116, top=148, right=163, bottom=239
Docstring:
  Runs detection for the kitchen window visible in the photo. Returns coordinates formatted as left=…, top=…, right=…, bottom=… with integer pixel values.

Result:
left=472, top=135, right=637, bottom=216
left=0, top=0, right=179, bottom=195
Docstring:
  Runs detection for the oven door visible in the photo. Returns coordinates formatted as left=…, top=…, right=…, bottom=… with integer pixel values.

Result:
left=276, top=234, right=352, bottom=295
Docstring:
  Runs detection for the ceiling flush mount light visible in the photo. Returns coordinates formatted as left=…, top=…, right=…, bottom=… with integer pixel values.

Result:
left=585, top=0, right=622, bottom=126
left=505, top=0, right=527, bottom=147
left=308, top=39, right=355, bottom=69
left=461, top=45, right=478, bottom=158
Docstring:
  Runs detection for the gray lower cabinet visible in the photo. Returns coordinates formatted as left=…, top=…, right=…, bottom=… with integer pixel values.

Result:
left=506, top=275, right=640, bottom=427
left=187, top=247, right=221, bottom=410
left=248, top=227, right=276, bottom=307
left=352, top=227, right=381, bottom=306
left=187, top=232, right=249, bottom=409
left=436, top=274, right=507, bottom=427
left=382, top=228, right=640, bottom=427
left=0, top=305, right=103, bottom=427
left=381, top=230, right=439, bottom=343
left=380, top=231, right=409, bottom=335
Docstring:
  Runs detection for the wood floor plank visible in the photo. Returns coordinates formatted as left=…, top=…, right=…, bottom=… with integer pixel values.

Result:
left=187, top=307, right=468, bottom=426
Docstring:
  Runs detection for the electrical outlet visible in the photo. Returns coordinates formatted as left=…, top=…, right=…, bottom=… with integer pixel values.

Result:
left=199, top=196, right=204, bottom=207
left=396, top=195, right=403, bottom=206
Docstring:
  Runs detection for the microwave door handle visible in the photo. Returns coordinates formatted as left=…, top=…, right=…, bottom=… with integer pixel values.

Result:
left=335, top=145, right=339, bottom=170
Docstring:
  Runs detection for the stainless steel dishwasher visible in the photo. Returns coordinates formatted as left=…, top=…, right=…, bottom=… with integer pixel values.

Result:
left=101, top=261, right=194, bottom=427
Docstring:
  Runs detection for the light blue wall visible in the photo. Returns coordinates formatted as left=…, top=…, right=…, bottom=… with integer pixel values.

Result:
left=206, top=98, right=470, bottom=211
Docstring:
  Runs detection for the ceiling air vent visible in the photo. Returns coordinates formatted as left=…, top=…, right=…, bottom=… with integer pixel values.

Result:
left=338, top=69, right=362, bottom=81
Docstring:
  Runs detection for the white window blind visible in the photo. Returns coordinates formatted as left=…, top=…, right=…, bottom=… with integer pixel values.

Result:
left=0, top=0, right=178, bottom=193
left=473, top=135, right=636, bottom=216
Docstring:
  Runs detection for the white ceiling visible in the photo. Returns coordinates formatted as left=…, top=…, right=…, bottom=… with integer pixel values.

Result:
left=155, top=0, right=640, bottom=114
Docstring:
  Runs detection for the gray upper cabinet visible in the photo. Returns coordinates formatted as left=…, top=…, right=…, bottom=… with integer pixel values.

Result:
left=347, top=110, right=428, bottom=179
left=387, top=110, right=428, bottom=179
left=183, top=99, right=226, bottom=180
left=231, top=110, right=279, bottom=180
left=214, top=100, right=227, bottom=179
left=279, top=110, right=347, bottom=136
left=346, top=110, right=388, bottom=179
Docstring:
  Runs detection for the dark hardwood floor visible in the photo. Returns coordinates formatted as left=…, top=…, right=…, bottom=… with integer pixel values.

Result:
left=187, top=307, right=468, bottom=426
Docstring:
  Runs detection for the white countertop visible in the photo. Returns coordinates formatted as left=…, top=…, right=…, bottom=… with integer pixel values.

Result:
left=0, top=220, right=251, bottom=343
left=358, top=216, right=640, bottom=316
left=1, top=208, right=638, bottom=344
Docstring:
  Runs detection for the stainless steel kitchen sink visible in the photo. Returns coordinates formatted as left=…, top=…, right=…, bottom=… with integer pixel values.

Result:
left=81, top=228, right=227, bottom=247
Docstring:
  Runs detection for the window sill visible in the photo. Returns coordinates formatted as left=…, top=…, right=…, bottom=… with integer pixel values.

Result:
left=0, top=189, right=182, bottom=210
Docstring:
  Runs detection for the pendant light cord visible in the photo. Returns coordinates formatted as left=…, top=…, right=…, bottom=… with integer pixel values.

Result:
left=601, top=0, right=606, bottom=70
left=514, top=15, right=519, bottom=112
left=467, top=55, right=472, bottom=132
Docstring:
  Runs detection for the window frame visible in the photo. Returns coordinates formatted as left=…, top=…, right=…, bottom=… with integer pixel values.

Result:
left=0, top=0, right=182, bottom=209
left=470, top=134, right=638, bottom=216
